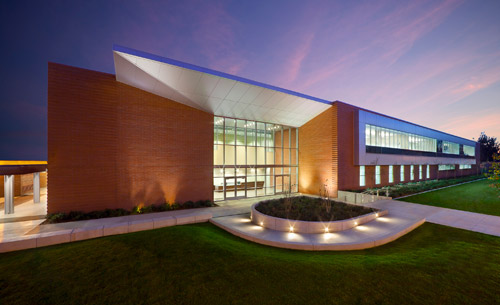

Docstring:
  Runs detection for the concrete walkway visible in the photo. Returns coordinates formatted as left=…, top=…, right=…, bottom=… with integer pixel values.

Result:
left=0, top=195, right=278, bottom=253
left=1, top=192, right=500, bottom=253
left=0, top=190, right=47, bottom=241
left=362, top=199, right=500, bottom=237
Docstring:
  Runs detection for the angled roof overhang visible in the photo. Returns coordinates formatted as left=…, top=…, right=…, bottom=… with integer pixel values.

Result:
left=113, top=45, right=332, bottom=127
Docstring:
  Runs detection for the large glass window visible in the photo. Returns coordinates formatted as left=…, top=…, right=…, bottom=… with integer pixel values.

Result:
left=410, top=165, right=414, bottom=180
left=389, top=165, right=393, bottom=183
left=400, top=166, right=405, bottom=182
left=375, top=166, right=381, bottom=185
left=360, top=166, right=365, bottom=187
left=442, top=141, right=459, bottom=155
left=438, top=164, right=455, bottom=171
left=365, top=124, right=437, bottom=153
left=459, top=164, right=472, bottom=169
left=213, top=116, right=298, bottom=201
left=426, top=165, right=430, bottom=179
left=463, top=145, right=475, bottom=157
left=419, top=165, right=422, bottom=180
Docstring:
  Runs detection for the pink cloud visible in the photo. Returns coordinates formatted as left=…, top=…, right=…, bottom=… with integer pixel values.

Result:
left=296, top=46, right=369, bottom=92
left=379, top=0, right=464, bottom=65
left=191, top=2, right=247, bottom=74
left=281, top=32, right=315, bottom=85
left=438, top=112, right=500, bottom=139
left=292, top=1, right=463, bottom=94
left=452, top=83, right=487, bottom=94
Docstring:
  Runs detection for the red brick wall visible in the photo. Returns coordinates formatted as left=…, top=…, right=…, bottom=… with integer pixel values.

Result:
left=336, top=102, right=359, bottom=191
left=48, top=63, right=213, bottom=213
left=299, top=105, right=338, bottom=196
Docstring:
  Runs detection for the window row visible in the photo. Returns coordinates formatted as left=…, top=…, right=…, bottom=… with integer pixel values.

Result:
left=214, top=117, right=298, bottom=148
left=213, top=167, right=299, bottom=201
left=213, top=167, right=298, bottom=177
left=213, top=175, right=298, bottom=189
left=360, top=164, right=431, bottom=186
left=214, top=145, right=298, bottom=165
left=365, top=124, right=437, bottom=152
left=439, top=164, right=473, bottom=170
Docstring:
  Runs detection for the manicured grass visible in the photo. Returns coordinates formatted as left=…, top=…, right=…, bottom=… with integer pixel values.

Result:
left=1, top=223, right=500, bottom=304
left=399, top=179, right=500, bottom=216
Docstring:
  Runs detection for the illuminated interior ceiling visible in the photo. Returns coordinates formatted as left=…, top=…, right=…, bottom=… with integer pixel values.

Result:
left=113, top=45, right=332, bottom=127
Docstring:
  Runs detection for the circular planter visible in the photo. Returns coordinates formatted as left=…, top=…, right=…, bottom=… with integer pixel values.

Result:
left=251, top=203, right=388, bottom=234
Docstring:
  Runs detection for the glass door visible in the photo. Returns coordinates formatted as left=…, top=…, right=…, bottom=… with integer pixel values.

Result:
left=224, top=177, right=236, bottom=200
left=274, top=175, right=290, bottom=194
left=235, top=176, right=246, bottom=198
left=224, top=176, right=246, bottom=200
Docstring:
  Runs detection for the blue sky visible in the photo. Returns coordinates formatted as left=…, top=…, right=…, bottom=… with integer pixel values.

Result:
left=1, top=0, right=499, bottom=160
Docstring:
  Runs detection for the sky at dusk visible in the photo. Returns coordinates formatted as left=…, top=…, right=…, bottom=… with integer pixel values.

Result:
left=1, top=0, right=499, bottom=160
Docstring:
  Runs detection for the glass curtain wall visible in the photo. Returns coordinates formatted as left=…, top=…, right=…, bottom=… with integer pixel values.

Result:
left=213, top=116, right=298, bottom=201
left=365, top=124, right=437, bottom=153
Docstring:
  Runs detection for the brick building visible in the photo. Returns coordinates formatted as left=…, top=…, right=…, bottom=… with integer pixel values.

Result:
left=47, top=45, right=479, bottom=213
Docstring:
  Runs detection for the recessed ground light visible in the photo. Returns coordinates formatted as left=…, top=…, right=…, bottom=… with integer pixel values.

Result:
left=289, top=226, right=294, bottom=232
left=260, top=221, right=264, bottom=226
left=354, top=221, right=358, bottom=226
left=324, top=227, right=329, bottom=233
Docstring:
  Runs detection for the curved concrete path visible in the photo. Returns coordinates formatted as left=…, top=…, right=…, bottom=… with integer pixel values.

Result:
left=365, top=199, right=500, bottom=237
left=210, top=213, right=425, bottom=251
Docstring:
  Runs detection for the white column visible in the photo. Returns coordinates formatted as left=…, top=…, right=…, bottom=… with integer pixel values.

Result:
left=4, top=175, right=14, bottom=214
left=33, top=172, right=40, bottom=203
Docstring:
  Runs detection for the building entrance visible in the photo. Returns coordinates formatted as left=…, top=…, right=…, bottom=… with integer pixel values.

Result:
left=213, top=116, right=298, bottom=201
left=223, top=176, right=246, bottom=200
left=274, top=175, right=290, bottom=194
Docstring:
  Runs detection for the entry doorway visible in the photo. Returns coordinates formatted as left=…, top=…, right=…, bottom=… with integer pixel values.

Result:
left=274, top=175, right=290, bottom=194
left=224, top=176, right=246, bottom=200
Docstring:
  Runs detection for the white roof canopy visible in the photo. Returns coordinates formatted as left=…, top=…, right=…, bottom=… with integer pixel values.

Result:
left=113, top=45, right=332, bottom=127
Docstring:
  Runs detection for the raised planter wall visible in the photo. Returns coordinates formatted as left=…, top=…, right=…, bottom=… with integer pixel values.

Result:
left=251, top=203, right=388, bottom=234
left=337, top=191, right=391, bottom=204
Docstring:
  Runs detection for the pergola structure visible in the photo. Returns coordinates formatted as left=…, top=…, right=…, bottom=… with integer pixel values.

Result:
left=0, top=161, right=47, bottom=214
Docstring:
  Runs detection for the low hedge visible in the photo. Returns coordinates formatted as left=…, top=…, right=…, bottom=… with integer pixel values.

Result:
left=358, top=175, right=484, bottom=198
left=46, top=200, right=215, bottom=224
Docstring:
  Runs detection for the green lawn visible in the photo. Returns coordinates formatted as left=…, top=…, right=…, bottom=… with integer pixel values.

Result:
left=399, top=179, right=500, bottom=216
left=1, top=223, right=500, bottom=304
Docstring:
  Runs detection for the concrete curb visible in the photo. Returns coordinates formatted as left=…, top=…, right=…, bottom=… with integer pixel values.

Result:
left=0, top=212, right=212, bottom=253
left=251, top=203, right=389, bottom=233
left=209, top=216, right=425, bottom=251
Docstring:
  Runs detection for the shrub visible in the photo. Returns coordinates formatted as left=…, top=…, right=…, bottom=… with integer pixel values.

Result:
left=46, top=199, right=215, bottom=224
left=46, top=213, right=67, bottom=223
left=255, top=196, right=376, bottom=221
left=354, top=175, right=483, bottom=198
